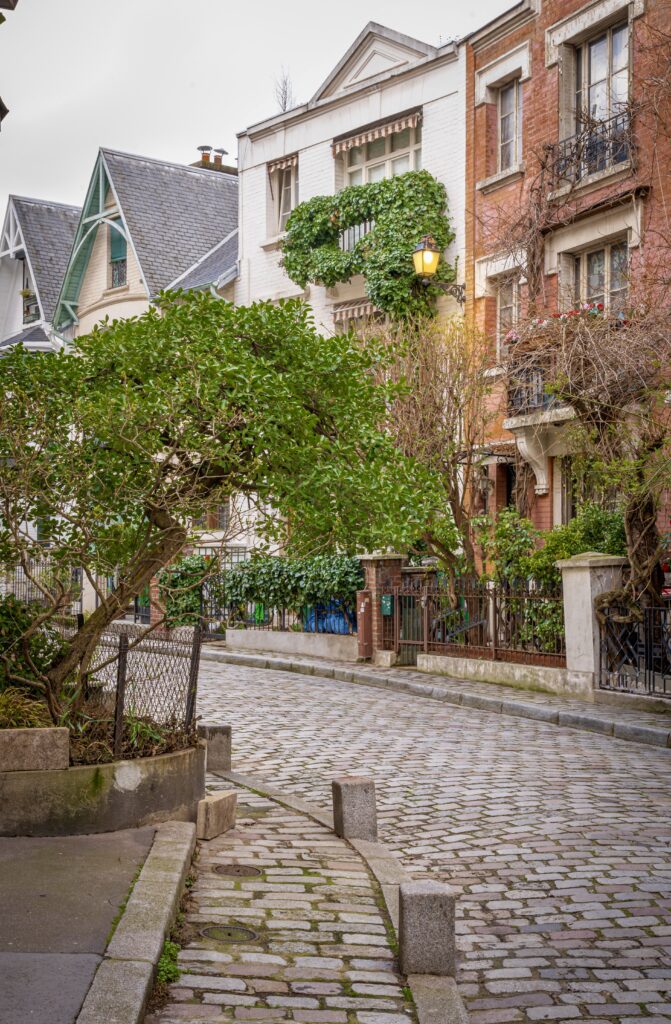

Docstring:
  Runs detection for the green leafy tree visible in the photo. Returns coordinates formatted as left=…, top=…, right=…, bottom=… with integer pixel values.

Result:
left=0, top=292, right=441, bottom=717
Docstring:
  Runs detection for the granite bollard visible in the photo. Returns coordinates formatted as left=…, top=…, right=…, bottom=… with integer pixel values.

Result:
left=197, top=723, right=232, bottom=772
left=197, top=790, right=237, bottom=840
left=331, top=775, right=377, bottom=840
left=399, top=880, right=456, bottom=976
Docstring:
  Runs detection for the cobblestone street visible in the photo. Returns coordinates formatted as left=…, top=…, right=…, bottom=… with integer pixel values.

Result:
left=198, top=661, right=671, bottom=1024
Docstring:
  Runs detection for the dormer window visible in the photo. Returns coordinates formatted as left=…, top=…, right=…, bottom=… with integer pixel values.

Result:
left=109, top=219, right=127, bottom=288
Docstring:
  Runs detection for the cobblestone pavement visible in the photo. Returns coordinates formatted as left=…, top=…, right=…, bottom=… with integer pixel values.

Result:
left=198, top=661, right=671, bottom=1024
left=147, top=781, right=415, bottom=1024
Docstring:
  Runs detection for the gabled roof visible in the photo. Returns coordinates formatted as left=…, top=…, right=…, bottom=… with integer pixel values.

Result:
left=0, top=324, right=51, bottom=351
left=168, top=228, right=238, bottom=292
left=101, top=149, right=238, bottom=297
left=9, top=197, right=81, bottom=321
left=311, top=22, right=437, bottom=103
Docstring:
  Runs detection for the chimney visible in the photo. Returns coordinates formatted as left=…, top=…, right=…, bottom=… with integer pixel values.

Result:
left=213, top=147, right=228, bottom=169
left=197, top=144, right=212, bottom=167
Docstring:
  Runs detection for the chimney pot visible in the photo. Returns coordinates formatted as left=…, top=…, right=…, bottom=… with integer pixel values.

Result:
left=198, top=144, right=212, bottom=165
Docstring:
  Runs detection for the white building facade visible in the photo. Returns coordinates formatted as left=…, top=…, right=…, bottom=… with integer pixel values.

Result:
left=234, top=23, right=466, bottom=329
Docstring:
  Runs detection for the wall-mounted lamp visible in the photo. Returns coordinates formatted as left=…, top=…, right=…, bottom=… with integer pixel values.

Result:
left=413, top=234, right=466, bottom=305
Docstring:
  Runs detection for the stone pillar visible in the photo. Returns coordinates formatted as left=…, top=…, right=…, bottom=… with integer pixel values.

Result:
left=80, top=574, right=98, bottom=615
left=332, top=776, right=377, bottom=840
left=359, top=554, right=406, bottom=664
left=556, top=553, right=628, bottom=682
left=197, top=724, right=232, bottom=772
left=399, top=880, right=457, bottom=976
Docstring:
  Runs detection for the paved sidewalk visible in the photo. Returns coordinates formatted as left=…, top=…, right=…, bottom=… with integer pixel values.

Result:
left=147, top=778, right=416, bottom=1024
left=0, top=828, right=154, bottom=1024
left=203, top=646, right=671, bottom=748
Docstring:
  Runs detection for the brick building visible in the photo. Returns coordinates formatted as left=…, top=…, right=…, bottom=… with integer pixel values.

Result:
left=465, top=0, right=670, bottom=533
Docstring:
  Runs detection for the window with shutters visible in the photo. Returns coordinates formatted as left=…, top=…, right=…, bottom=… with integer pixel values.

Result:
left=109, top=219, right=127, bottom=289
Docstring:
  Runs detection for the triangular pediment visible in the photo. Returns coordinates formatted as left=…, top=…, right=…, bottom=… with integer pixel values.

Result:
left=312, top=23, right=436, bottom=102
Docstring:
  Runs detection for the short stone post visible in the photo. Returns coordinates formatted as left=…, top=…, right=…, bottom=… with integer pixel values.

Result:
left=197, top=724, right=232, bottom=772
left=332, top=776, right=377, bottom=840
left=399, top=880, right=457, bottom=976
left=556, top=553, right=628, bottom=686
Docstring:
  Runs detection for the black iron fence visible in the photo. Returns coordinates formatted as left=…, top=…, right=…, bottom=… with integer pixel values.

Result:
left=382, top=573, right=566, bottom=668
left=1, top=558, right=83, bottom=617
left=551, top=111, right=632, bottom=186
left=599, top=604, right=671, bottom=698
left=201, top=588, right=357, bottom=640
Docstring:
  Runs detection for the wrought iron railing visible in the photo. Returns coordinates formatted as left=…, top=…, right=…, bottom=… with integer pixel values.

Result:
left=1, top=558, right=83, bottom=616
left=551, top=111, right=632, bottom=186
left=382, top=573, right=566, bottom=667
left=200, top=585, right=357, bottom=640
left=339, top=220, right=374, bottom=253
left=111, top=258, right=127, bottom=289
left=600, top=604, right=671, bottom=698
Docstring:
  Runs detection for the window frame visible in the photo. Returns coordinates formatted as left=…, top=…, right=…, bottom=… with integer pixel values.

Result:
left=275, top=164, right=299, bottom=234
left=574, top=21, right=629, bottom=128
left=572, top=237, right=629, bottom=313
left=498, top=78, right=523, bottom=173
left=496, top=275, right=520, bottom=357
left=344, top=125, right=422, bottom=187
left=109, top=219, right=127, bottom=290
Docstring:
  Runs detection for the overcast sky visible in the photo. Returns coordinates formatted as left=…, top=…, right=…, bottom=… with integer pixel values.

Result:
left=0, top=0, right=513, bottom=216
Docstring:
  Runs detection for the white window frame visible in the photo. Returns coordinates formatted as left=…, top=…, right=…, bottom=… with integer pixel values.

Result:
left=345, top=126, right=422, bottom=187
left=574, top=21, right=629, bottom=128
left=571, top=237, right=628, bottom=312
left=498, top=79, right=523, bottom=173
left=497, top=276, right=520, bottom=357
left=275, top=165, right=299, bottom=234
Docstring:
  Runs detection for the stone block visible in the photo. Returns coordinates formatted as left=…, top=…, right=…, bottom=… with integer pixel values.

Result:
left=332, top=776, right=377, bottom=840
left=0, top=727, right=69, bottom=772
left=197, top=723, right=232, bottom=771
left=374, top=650, right=397, bottom=668
left=197, top=790, right=237, bottom=841
left=399, top=880, right=456, bottom=977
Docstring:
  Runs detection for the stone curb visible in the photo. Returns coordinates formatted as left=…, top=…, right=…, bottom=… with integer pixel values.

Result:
left=75, top=820, right=197, bottom=1024
left=217, top=769, right=470, bottom=1024
left=202, top=648, right=671, bottom=749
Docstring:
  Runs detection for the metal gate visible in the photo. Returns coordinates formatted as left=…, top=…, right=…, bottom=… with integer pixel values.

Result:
left=600, top=604, right=671, bottom=698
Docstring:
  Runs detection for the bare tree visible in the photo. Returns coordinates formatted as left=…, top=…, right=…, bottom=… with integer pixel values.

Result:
left=274, top=68, right=295, bottom=113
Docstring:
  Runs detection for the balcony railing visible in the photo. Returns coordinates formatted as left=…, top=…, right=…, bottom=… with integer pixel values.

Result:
left=551, top=111, right=632, bottom=186
left=339, top=220, right=374, bottom=253
left=22, top=294, right=39, bottom=325
left=507, top=355, right=568, bottom=418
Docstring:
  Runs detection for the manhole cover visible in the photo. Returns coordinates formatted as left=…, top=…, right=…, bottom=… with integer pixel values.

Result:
left=213, top=863, right=261, bottom=878
left=200, top=925, right=258, bottom=943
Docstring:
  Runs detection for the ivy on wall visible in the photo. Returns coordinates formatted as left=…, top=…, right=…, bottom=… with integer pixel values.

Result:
left=281, top=171, right=455, bottom=320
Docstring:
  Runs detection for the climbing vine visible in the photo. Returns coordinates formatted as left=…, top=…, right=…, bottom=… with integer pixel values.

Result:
left=281, top=171, right=455, bottom=320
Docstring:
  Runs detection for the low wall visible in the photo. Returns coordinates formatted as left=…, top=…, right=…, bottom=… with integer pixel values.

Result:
left=225, top=629, right=358, bottom=663
left=417, top=654, right=595, bottom=701
left=0, top=744, right=206, bottom=837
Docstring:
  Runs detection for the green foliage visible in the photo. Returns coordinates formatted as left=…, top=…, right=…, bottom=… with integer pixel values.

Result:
left=210, top=554, right=363, bottom=611
left=158, top=554, right=208, bottom=628
left=156, top=940, right=180, bottom=985
left=0, top=595, right=68, bottom=691
left=0, top=687, right=51, bottom=728
left=476, top=507, right=538, bottom=584
left=282, top=171, right=455, bottom=319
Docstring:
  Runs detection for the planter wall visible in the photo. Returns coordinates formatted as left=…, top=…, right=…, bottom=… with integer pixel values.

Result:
left=226, top=629, right=358, bottom=662
left=0, top=726, right=69, bottom=772
left=0, top=743, right=206, bottom=837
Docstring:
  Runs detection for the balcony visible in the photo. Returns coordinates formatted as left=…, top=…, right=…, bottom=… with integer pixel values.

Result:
left=22, top=292, right=39, bottom=325
left=551, top=112, right=632, bottom=187
left=339, top=220, right=374, bottom=253
left=506, top=352, right=572, bottom=420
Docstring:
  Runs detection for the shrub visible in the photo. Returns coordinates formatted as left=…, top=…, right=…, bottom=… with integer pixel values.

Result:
left=0, top=594, right=68, bottom=695
left=0, top=687, right=51, bottom=728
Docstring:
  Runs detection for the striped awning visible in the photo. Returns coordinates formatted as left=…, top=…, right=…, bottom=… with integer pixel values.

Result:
left=332, top=111, right=422, bottom=157
left=332, top=299, right=378, bottom=324
left=267, top=153, right=298, bottom=175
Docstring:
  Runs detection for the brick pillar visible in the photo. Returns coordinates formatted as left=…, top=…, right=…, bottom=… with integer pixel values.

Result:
left=149, top=575, right=162, bottom=626
left=359, top=554, right=406, bottom=664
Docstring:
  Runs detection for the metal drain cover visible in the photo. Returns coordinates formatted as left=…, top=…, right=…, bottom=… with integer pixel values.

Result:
left=213, top=863, right=261, bottom=878
left=200, top=924, right=258, bottom=943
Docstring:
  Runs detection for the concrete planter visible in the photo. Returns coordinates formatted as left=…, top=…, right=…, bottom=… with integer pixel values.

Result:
left=0, top=743, right=206, bottom=837
left=226, top=629, right=358, bottom=662
left=0, top=726, right=69, bottom=772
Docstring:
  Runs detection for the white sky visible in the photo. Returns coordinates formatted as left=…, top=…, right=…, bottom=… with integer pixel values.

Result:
left=0, top=0, right=513, bottom=215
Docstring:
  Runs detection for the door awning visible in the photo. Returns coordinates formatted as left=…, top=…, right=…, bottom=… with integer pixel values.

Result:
left=332, top=111, right=422, bottom=157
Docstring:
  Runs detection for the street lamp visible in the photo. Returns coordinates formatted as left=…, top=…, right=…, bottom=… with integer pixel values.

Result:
left=413, top=234, right=466, bottom=305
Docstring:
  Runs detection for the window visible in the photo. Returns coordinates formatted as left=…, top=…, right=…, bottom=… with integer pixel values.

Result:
left=346, top=125, right=422, bottom=186
left=572, top=239, right=628, bottom=314
left=109, top=219, right=127, bottom=288
left=276, top=165, right=299, bottom=233
left=575, top=23, right=629, bottom=127
left=499, top=80, right=523, bottom=172
left=497, top=277, right=519, bottom=353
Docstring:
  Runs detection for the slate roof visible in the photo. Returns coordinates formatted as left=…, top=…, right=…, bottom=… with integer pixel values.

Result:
left=101, top=149, right=238, bottom=297
left=168, top=229, right=238, bottom=292
left=12, top=197, right=81, bottom=321
left=0, top=323, right=51, bottom=350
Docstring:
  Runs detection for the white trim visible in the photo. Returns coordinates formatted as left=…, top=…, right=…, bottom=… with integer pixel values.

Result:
left=474, top=250, right=526, bottom=298
left=100, top=152, right=151, bottom=301
left=545, top=0, right=644, bottom=66
left=167, top=227, right=238, bottom=290
left=475, top=42, right=531, bottom=105
left=544, top=199, right=642, bottom=275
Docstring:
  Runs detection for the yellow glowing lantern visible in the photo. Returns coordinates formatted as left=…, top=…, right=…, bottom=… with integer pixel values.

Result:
left=413, top=235, right=441, bottom=278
